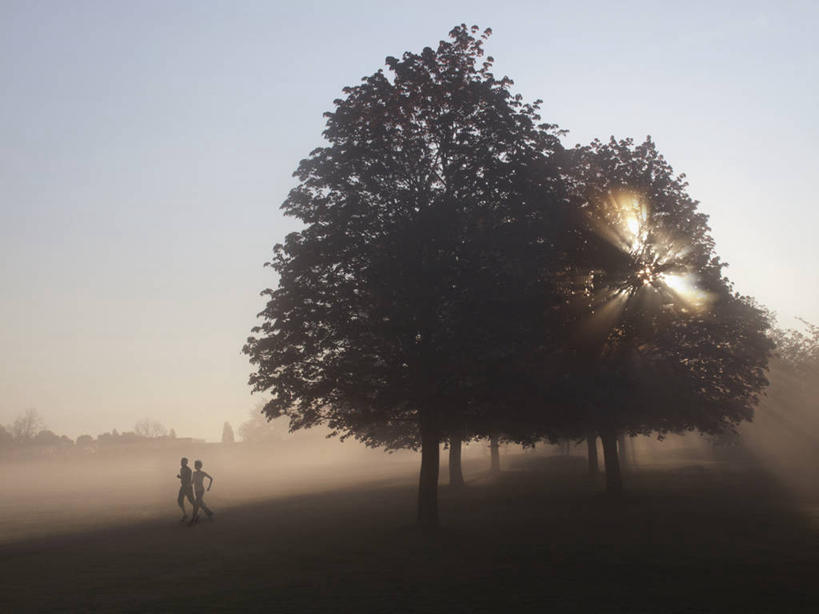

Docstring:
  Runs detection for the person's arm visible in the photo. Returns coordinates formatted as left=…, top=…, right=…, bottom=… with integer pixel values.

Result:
left=204, top=472, right=214, bottom=491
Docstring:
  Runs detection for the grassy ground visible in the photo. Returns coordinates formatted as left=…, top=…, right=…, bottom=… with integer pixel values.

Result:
left=1, top=454, right=817, bottom=613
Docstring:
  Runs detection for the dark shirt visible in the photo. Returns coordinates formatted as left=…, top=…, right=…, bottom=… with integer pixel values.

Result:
left=179, top=465, right=192, bottom=486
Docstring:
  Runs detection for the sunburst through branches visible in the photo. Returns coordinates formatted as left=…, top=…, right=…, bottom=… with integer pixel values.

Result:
left=585, top=191, right=715, bottom=334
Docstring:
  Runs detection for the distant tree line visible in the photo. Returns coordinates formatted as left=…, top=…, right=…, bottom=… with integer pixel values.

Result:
left=244, top=25, right=774, bottom=529
left=0, top=409, right=190, bottom=451
left=0, top=409, right=73, bottom=448
left=0, top=408, right=295, bottom=453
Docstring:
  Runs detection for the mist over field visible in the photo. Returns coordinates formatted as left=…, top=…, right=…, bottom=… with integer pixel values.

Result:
left=3, top=404, right=818, bottom=546
left=3, top=419, right=819, bottom=612
left=0, top=434, right=420, bottom=544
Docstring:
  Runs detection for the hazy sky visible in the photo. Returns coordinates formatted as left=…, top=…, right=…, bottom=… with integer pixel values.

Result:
left=1, top=1, right=817, bottom=440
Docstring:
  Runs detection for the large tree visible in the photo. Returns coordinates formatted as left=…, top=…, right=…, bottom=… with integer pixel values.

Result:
left=244, top=25, right=571, bottom=528
left=558, top=137, right=773, bottom=493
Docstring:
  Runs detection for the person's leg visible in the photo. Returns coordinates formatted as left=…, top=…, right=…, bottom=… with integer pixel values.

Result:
left=189, top=490, right=201, bottom=524
left=177, top=487, right=188, bottom=519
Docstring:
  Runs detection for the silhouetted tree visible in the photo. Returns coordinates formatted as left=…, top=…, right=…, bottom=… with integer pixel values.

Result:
left=617, top=433, right=629, bottom=472
left=11, top=408, right=45, bottom=443
left=244, top=25, right=572, bottom=528
left=169, top=428, right=177, bottom=439
left=118, top=431, right=144, bottom=443
left=0, top=425, right=12, bottom=447
left=448, top=435, right=465, bottom=487
left=97, top=431, right=115, bottom=444
left=33, top=430, right=63, bottom=446
left=586, top=434, right=599, bottom=476
left=222, top=421, right=235, bottom=444
left=76, top=434, right=94, bottom=447
left=559, top=137, right=773, bottom=493
left=488, top=436, right=501, bottom=473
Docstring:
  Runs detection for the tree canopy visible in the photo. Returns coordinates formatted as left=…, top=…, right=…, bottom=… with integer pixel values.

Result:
left=245, top=27, right=773, bottom=523
left=545, top=138, right=773, bottom=490
left=244, top=25, right=577, bottom=527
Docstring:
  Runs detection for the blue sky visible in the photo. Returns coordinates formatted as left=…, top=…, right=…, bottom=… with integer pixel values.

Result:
left=1, top=1, right=817, bottom=439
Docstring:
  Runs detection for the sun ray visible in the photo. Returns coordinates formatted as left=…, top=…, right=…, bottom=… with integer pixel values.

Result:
left=585, top=191, right=714, bottom=328
left=660, top=273, right=715, bottom=311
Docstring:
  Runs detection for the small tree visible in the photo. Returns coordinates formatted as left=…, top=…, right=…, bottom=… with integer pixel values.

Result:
left=97, top=431, right=115, bottom=444
left=134, top=418, right=168, bottom=438
left=221, top=422, right=235, bottom=444
left=11, top=409, right=45, bottom=443
left=558, top=137, right=772, bottom=493
left=33, top=430, right=62, bottom=446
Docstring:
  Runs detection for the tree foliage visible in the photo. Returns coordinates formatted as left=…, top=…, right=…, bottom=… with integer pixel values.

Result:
left=247, top=25, right=568, bottom=435
left=245, top=24, right=579, bottom=526
left=245, top=26, right=774, bottom=518
left=558, top=137, right=772, bottom=439
left=33, top=429, right=71, bottom=446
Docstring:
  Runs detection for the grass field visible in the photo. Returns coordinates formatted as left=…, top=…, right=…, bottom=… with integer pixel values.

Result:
left=1, top=452, right=818, bottom=613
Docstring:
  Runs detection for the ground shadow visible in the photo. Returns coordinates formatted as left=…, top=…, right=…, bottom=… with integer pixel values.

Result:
left=1, top=454, right=817, bottom=613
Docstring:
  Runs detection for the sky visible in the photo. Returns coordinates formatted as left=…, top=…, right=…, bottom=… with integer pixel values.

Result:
left=1, top=1, right=817, bottom=440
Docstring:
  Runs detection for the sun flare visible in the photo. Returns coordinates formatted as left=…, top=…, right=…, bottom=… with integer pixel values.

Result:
left=589, top=191, right=715, bottom=319
left=625, top=216, right=640, bottom=237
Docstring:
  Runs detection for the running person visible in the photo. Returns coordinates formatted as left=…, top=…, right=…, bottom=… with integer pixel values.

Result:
left=189, top=460, right=214, bottom=524
left=176, top=457, right=195, bottom=522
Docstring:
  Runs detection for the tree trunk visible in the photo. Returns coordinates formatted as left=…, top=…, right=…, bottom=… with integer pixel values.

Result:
left=417, top=422, right=440, bottom=530
left=449, top=435, right=464, bottom=488
left=601, top=429, right=622, bottom=496
left=586, top=433, right=599, bottom=477
left=617, top=432, right=629, bottom=472
left=489, top=436, right=500, bottom=473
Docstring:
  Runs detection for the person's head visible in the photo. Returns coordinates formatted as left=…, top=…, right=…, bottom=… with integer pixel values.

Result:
left=181, top=457, right=188, bottom=467
left=194, top=460, right=202, bottom=470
